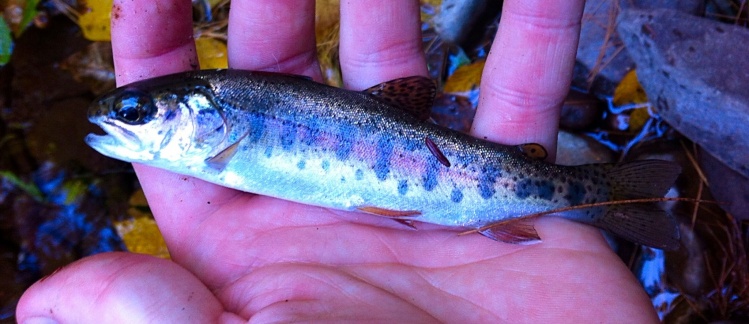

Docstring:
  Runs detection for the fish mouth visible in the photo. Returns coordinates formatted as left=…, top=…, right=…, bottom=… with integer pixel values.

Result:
left=85, top=119, right=152, bottom=162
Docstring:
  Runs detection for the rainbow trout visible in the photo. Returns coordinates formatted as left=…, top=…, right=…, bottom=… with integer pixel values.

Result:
left=86, top=69, right=681, bottom=249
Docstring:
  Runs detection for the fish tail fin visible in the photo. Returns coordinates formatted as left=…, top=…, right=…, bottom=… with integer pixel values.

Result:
left=578, top=160, right=682, bottom=250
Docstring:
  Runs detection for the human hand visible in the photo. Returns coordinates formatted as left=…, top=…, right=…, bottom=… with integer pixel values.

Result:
left=17, top=0, right=658, bottom=322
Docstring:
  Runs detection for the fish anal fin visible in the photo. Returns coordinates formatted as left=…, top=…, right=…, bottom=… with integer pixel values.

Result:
left=517, top=143, right=548, bottom=160
left=477, top=219, right=540, bottom=244
left=364, top=76, right=436, bottom=121
left=357, top=206, right=421, bottom=218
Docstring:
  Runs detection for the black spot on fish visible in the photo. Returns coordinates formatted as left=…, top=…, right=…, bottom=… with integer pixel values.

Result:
left=264, top=146, right=273, bottom=158
left=537, top=180, right=555, bottom=200
left=515, top=179, right=555, bottom=200
left=280, top=122, right=296, bottom=151
left=355, top=169, right=364, bottom=180
left=335, top=124, right=356, bottom=160
left=478, top=166, right=502, bottom=199
left=516, top=179, right=532, bottom=199
left=422, top=158, right=440, bottom=191
left=398, top=180, right=408, bottom=196
left=321, top=160, right=330, bottom=171
left=374, top=136, right=393, bottom=181
left=564, top=181, right=586, bottom=205
left=297, top=160, right=306, bottom=170
left=300, top=118, right=320, bottom=146
left=247, top=113, right=265, bottom=143
left=451, top=188, right=463, bottom=203
left=403, top=139, right=419, bottom=152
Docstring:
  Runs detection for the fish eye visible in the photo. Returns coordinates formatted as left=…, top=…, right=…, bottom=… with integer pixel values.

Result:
left=113, top=90, right=156, bottom=124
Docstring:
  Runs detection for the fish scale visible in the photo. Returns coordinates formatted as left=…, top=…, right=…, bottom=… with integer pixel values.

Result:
left=86, top=69, right=682, bottom=250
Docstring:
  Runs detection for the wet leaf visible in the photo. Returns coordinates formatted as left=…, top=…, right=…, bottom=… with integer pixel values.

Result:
left=195, top=37, right=227, bottom=69
left=115, top=216, right=170, bottom=259
left=0, top=170, right=43, bottom=201
left=443, top=59, right=484, bottom=93
left=0, top=17, right=12, bottom=66
left=315, top=0, right=341, bottom=86
left=61, top=179, right=87, bottom=205
left=613, top=69, right=648, bottom=105
left=78, top=0, right=113, bottom=41
left=14, top=0, right=39, bottom=37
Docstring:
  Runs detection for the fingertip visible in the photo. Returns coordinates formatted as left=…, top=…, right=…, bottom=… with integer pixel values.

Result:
left=339, top=0, right=427, bottom=89
left=111, top=0, right=198, bottom=85
left=17, top=252, right=227, bottom=324
left=471, top=0, right=586, bottom=159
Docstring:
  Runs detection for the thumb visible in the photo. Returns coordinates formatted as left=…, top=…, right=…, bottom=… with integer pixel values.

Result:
left=16, top=252, right=241, bottom=323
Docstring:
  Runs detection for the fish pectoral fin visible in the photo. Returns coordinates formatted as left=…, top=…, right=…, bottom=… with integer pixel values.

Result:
left=363, top=76, right=436, bottom=121
left=357, top=206, right=421, bottom=218
left=476, top=219, right=541, bottom=244
left=205, top=132, right=249, bottom=170
left=517, top=143, right=548, bottom=160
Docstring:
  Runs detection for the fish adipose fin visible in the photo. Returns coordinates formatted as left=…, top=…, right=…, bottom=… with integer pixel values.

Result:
left=363, top=76, right=436, bottom=121
left=478, top=218, right=540, bottom=244
left=571, top=160, right=682, bottom=250
left=517, top=143, right=548, bottom=160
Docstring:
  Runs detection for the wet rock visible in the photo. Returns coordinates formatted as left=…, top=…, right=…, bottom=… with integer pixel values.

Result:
left=617, top=9, right=749, bottom=178
left=555, top=130, right=614, bottom=166
left=559, top=90, right=602, bottom=130
left=573, top=0, right=704, bottom=96
left=699, top=149, right=749, bottom=220
left=430, top=93, right=475, bottom=133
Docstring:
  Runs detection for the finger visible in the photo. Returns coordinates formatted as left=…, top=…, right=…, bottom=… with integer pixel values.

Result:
left=16, top=252, right=243, bottom=323
left=110, top=0, right=240, bottom=251
left=471, top=0, right=585, bottom=161
left=339, top=0, right=427, bottom=90
left=227, top=0, right=320, bottom=79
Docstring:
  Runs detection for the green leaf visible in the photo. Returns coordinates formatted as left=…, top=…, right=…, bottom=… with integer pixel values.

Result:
left=14, top=0, right=40, bottom=38
left=0, top=170, right=44, bottom=201
left=0, top=17, right=13, bottom=66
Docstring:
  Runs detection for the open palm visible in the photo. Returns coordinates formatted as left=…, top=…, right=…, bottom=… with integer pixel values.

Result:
left=18, top=0, right=658, bottom=322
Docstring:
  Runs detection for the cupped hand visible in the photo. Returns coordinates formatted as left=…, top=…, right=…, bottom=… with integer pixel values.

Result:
left=17, top=0, right=658, bottom=322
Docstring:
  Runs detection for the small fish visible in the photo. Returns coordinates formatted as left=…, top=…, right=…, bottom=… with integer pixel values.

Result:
left=86, top=69, right=681, bottom=249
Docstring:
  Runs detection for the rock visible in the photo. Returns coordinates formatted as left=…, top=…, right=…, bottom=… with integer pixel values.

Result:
left=560, top=89, right=603, bottom=130
left=699, top=149, right=749, bottom=220
left=573, top=0, right=704, bottom=96
left=555, top=130, right=614, bottom=166
left=617, top=9, right=749, bottom=178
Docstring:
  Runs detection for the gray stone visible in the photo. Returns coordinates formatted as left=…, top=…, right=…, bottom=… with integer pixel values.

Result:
left=617, top=8, right=749, bottom=177
left=555, top=130, right=615, bottom=166
left=574, top=0, right=704, bottom=96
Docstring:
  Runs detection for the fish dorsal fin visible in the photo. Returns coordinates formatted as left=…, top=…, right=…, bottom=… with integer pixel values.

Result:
left=205, top=132, right=249, bottom=170
left=364, top=76, right=436, bottom=121
left=517, top=143, right=548, bottom=160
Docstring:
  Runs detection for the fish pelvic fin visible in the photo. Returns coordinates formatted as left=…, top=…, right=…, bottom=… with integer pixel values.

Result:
left=364, top=76, right=436, bottom=121
left=579, top=160, right=681, bottom=250
left=476, top=218, right=541, bottom=245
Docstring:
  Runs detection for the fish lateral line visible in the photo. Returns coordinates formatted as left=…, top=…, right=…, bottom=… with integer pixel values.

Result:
left=459, top=197, right=724, bottom=237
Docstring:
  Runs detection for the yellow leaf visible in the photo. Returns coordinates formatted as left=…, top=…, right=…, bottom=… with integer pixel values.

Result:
left=196, top=37, right=228, bottom=69
left=613, top=69, right=648, bottom=105
left=78, top=0, right=113, bottom=41
left=443, top=60, right=485, bottom=93
left=115, top=216, right=170, bottom=259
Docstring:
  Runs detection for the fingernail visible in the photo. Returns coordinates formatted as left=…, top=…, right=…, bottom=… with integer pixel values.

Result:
left=23, top=317, right=58, bottom=324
